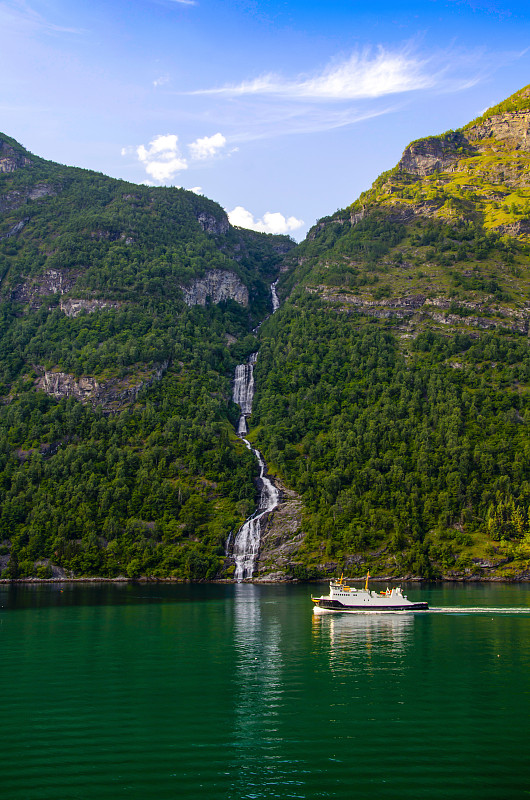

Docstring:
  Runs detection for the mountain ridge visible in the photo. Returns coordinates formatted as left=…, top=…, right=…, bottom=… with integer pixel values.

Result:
left=3, top=86, right=530, bottom=582
left=250, top=85, right=530, bottom=581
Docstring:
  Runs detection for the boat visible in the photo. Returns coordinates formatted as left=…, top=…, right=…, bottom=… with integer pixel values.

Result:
left=312, top=572, right=428, bottom=613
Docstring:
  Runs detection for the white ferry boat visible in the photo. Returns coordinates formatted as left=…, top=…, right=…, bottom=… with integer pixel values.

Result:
left=312, top=573, right=428, bottom=613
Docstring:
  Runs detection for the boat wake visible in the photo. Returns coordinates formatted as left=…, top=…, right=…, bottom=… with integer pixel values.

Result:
left=427, top=607, right=530, bottom=615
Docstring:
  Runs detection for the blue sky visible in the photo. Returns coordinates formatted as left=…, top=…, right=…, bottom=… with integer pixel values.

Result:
left=2, top=0, right=530, bottom=239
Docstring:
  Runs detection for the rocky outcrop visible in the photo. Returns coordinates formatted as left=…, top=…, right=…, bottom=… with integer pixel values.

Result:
left=307, top=286, right=530, bottom=333
left=197, top=212, right=229, bottom=235
left=0, top=182, right=56, bottom=215
left=0, top=140, right=32, bottom=173
left=11, top=268, right=78, bottom=307
left=254, top=481, right=304, bottom=581
left=60, top=298, right=121, bottom=317
left=89, top=230, right=134, bottom=244
left=0, top=219, right=27, bottom=240
left=181, top=269, right=248, bottom=307
left=398, top=104, right=530, bottom=182
left=466, top=109, right=530, bottom=152
left=271, top=240, right=296, bottom=255
left=494, top=219, right=530, bottom=236
left=35, top=361, right=169, bottom=411
left=398, top=131, right=472, bottom=176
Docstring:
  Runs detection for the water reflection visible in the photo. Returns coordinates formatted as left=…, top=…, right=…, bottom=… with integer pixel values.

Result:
left=228, top=584, right=304, bottom=797
left=313, top=612, right=414, bottom=673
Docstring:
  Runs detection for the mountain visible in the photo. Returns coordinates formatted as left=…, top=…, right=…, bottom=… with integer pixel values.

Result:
left=249, top=85, right=530, bottom=581
left=3, top=85, right=530, bottom=583
left=0, top=133, right=294, bottom=580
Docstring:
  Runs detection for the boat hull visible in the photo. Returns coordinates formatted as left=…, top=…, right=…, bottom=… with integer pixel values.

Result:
left=313, top=599, right=428, bottom=613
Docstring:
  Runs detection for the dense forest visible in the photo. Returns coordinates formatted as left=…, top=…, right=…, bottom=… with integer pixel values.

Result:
left=246, top=85, right=530, bottom=580
left=2, top=86, right=530, bottom=581
left=253, top=297, right=530, bottom=578
left=0, top=132, right=291, bottom=579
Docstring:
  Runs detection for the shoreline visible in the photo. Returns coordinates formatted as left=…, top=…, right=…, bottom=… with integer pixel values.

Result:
left=1, top=574, right=530, bottom=585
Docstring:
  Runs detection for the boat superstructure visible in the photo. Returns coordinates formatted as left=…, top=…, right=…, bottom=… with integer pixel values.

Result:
left=312, top=573, right=428, bottom=613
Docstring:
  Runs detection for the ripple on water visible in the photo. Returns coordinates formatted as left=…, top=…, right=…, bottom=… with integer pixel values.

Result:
left=1, top=583, right=530, bottom=799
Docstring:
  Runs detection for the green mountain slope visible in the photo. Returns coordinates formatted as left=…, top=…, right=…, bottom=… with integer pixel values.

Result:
left=0, top=134, right=293, bottom=580
left=250, top=86, right=530, bottom=581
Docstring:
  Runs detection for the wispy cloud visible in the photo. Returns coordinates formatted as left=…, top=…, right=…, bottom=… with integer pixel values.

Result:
left=153, top=74, right=170, bottom=88
left=228, top=206, right=304, bottom=235
left=153, top=0, right=197, bottom=6
left=191, top=48, right=433, bottom=101
left=0, top=0, right=84, bottom=34
left=228, top=105, right=391, bottom=143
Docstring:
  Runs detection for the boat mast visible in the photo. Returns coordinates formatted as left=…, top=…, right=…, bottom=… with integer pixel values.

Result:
left=364, top=570, right=370, bottom=591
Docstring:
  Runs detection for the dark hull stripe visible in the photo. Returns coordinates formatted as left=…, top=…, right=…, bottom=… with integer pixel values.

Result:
left=316, top=599, right=428, bottom=611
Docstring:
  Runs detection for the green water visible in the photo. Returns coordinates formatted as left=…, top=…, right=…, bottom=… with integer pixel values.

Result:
left=1, top=582, right=530, bottom=799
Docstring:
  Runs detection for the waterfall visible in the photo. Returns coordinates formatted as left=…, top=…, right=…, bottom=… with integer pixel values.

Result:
left=232, top=352, right=257, bottom=436
left=232, top=439, right=279, bottom=580
left=229, top=282, right=280, bottom=580
left=271, top=280, right=280, bottom=312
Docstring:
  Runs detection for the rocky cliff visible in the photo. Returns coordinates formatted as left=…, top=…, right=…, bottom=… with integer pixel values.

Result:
left=35, top=362, right=169, bottom=411
left=398, top=131, right=472, bottom=177
left=0, top=139, right=32, bottom=173
left=254, top=480, right=304, bottom=581
left=11, top=269, right=79, bottom=308
left=306, top=287, right=530, bottom=333
left=196, top=211, right=229, bottom=236
left=181, top=269, right=249, bottom=307
left=60, top=298, right=121, bottom=317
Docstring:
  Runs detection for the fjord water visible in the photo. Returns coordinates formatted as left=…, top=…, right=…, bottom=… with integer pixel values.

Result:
left=1, top=583, right=530, bottom=800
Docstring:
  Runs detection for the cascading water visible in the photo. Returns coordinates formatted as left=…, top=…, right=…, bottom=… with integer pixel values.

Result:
left=229, top=282, right=281, bottom=580
left=271, top=280, right=280, bottom=312
left=231, top=438, right=279, bottom=580
left=233, top=353, right=257, bottom=436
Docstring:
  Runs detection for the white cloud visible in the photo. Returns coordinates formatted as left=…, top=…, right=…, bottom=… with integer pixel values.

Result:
left=188, top=132, right=227, bottom=160
left=135, top=134, right=188, bottom=182
left=153, top=74, right=169, bottom=88
left=191, top=48, right=433, bottom=101
left=190, top=186, right=203, bottom=194
left=123, top=131, right=228, bottom=183
left=228, top=206, right=304, bottom=235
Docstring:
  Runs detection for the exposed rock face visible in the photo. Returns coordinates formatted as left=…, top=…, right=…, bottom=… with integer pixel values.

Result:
left=35, top=361, right=169, bottom=410
left=181, top=269, right=248, bottom=307
left=197, top=212, right=229, bottom=235
left=0, top=219, right=27, bottom=240
left=254, top=481, right=304, bottom=581
left=0, top=183, right=56, bottom=215
left=60, top=298, right=121, bottom=317
left=11, top=269, right=78, bottom=307
left=467, top=109, right=530, bottom=151
left=398, top=132, right=471, bottom=176
left=307, top=286, right=530, bottom=333
left=495, top=219, right=530, bottom=236
left=0, top=140, right=32, bottom=173
left=89, top=230, right=134, bottom=244
left=398, top=107, right=530, bottom=180
left=271, top=240, right=295, bottom=255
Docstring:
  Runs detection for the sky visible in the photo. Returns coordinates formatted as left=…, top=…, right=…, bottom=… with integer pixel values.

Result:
left=2, top=0, right=530, bottom=240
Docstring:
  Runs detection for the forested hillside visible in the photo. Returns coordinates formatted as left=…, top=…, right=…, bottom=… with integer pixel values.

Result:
left=0, top=132, right=293, bottom=580
left=3, top=85, right=530, bottom=582
left=250, top=85, right=530, bottom=580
